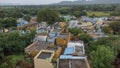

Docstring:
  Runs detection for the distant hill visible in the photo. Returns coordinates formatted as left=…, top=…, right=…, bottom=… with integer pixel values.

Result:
left=53, top=0, right=120, bottom=5
left=0, top=0, right=120, bottom=6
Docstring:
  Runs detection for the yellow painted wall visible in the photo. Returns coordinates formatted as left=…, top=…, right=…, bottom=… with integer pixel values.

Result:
left=34, top=59, right=53, bottom=68
left=56, top=33, right=70, bottom=46
left=53, top=47, right=63, bottom=58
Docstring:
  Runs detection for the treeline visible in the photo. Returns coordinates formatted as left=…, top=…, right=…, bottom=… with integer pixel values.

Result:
left=55, top=4, right=120, bottom=16
left=1, top=4, right=120, bottom=19
left=0, top=8, right=38, bottom=18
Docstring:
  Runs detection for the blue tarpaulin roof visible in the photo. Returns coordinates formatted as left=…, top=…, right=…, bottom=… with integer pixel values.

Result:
left=60, top=55, right=86, bottom=59
left=64, top=47, right=75, bottom=55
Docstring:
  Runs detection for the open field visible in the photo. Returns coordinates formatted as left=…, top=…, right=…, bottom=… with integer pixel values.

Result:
left=87, top=11, right=111, bottom=17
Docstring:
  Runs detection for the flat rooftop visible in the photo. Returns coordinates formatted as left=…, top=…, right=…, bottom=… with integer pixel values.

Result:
left=25, top=41, right=53, bottom=53
left=57, top=33, right=69, bottom=38
left=37, top=52, right=52, bottom=59
left=59, top=59, right=89, bottom=68
left=64, top=46, right=84, bottom=56
left=34, top=50, right=55, bottom=62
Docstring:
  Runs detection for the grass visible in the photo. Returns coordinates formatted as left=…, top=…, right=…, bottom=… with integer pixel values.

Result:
left=87, top=11, right=111, bottom=17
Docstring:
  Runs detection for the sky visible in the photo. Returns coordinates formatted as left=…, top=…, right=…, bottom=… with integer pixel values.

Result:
left=0, top=0, right=74, bottom=5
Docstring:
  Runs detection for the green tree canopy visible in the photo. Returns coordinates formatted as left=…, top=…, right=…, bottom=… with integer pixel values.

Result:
left=102, top=26, right=111, bottom=34
left=37, top=9, right=60, bottom=25
left=78, top=33, right=93, bottom=43
left=109, top=21, right=120, bottom=34
left=0, top=30, right=36, bottom=56
left=69, top=27, right=84, bottom=36
left=0, top=17, right=17, bottom=28
left=90, top=46, right=115, bottom=68
left=23, top=15, right=31, bottom=22
left=73, top=11, right=87, bottom=17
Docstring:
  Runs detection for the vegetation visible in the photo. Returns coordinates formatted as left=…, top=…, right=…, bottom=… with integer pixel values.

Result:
left=69, top=27, right=84, bottom=36
left=78, top=33, right=93, bottom=43
left=87, top=11, right=110, bottom=17
left=0, top=54, right=24, bottom=68
left=0, top=4, right=120, bottom=68
left=102, top=26, right=111, bottom=34
left=102, top=21, right=120, bottom=35
left=0, top=30, right=36, bottom=61
left=90, top=46, right=115, bottom=68
left=23, top=15, right=31, bottom=21
left=86, top=36, right=120, bottom=68
left=37, top=8, right=60, bottom=25
left=109, top=21, right=120, bottom=34
left=73, top=11, right=87, bottom=17
left=0, top=17, right=16, bottom=28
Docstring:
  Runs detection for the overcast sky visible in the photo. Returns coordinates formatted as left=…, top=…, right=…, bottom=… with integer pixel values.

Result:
left=0, top=0, right=74, bottom=5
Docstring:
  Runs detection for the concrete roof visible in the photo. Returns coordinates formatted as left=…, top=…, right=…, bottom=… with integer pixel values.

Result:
left=58, top=57, right=90, bottom=68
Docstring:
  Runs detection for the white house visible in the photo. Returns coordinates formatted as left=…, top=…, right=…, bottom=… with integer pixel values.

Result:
left=67, top=41, right=85, bottom=55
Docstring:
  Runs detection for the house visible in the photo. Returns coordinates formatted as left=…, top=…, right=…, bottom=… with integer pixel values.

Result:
left=56, top=33, right=71, bottom=46
left=81, top=16, right=98, bottom=24
left=62, top=41, right=85, bottom=56
left=88, top=32, right=106, bottom=41
left=79, top=22, right=95, bottom=32
left=80, top=22, right=93, bottom=27
left=49, top=32, right=57, bottom=38
left=60, top=15, right=76, bottom=22
left=47, top=32, right=57, bottom=43
left=59, top=22, right=67, bottom=28
left=17, top=18, right=37, bottom=30
left=58, top=55, right=90, bottom=68
left=57, top=40, right=90, bottom=68
left=17, top=18, right=29, bottom=26
left=68, top=20, right=79, bottom=28
left=36, top=22, right=47, bottom=30
left=34, top=32, right=48, bottom=42
left=36, top=27, right=48, bottom=34
left=95, top=18, right=104, bottom=28
left=34, top=35, right=47, bottom=42
left=25, top=41, right=53, bottom=57
left=111, top=16, right=120, bottom=21
left=66, top=41, right=85, bottom=55
left=47, top=37, right=55, bottom=43
left=34, top=50, right=55, bottom=68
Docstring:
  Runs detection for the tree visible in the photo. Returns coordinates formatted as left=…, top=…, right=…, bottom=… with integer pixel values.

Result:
left=90, top=46, right=115, bottom=68
left=69, top=27, right=84, bottom=36
left=110, top=12, right=120, bottom=16
left=86, top=36, right=119, bottom=54
left=3, top=17, right=17, bottom=28
left=0, top=30, right=36, bottom=56
left=0, top=18, right=4, bottom=28
left=73, top=11, right=87, bottom=17
left=102, top=26, right=111, bottom=34
left=73, top=11, right=81, bottom=17
left=109, top=21, right=120, bottom=34
left=78, top=33, right=93, bottom=43
left=0, top=47, right=3, bottom=60
left=24, top=15, right=31, bottom=22
left=37, top=9, right=60, bottom=25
